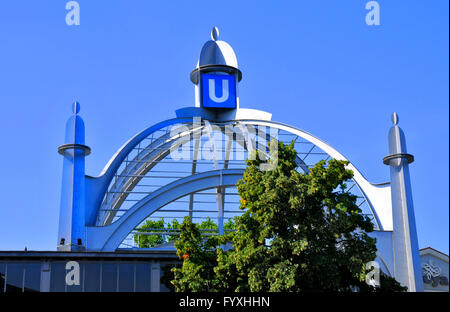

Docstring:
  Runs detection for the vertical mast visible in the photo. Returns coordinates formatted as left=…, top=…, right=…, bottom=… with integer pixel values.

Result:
left=383, top=112, right=424, bottom=291
left=57, top=101, right=91, bottom=251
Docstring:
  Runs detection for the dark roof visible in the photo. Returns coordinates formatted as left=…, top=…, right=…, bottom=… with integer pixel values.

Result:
left=0, top=250, right=178, bottom=261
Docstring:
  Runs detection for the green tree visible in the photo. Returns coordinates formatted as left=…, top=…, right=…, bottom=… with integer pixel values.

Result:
left=161, top=217, right=236, bottom=291
left=134, top=218, right=165, bottom=248
left=135, top=217, right=235, bottom=248
left=170, top=141, right=405, bottom=292
left=134, top=218, right=182, bottom=248
left=171, top=217, right=220, bottom=291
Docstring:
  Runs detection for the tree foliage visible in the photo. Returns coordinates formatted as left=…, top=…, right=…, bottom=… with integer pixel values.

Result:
left=134, top=217, right=235, bottom=248
left=169, top=141, right=406, bottom=292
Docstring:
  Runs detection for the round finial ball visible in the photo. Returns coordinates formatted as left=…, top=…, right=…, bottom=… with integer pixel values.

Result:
left=391, top=112, right=399, bottom=125
left=72, top=101, right=81, bottom=114
left=211, top=27, right=219, bottom=41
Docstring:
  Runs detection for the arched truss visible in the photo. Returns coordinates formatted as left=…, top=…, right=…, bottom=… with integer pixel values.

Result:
left=85, top=118, right=393, bottom=253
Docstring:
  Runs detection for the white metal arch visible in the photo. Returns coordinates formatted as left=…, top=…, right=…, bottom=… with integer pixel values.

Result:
left=98, top=122, right=312, bottom=226
left=236, top=119, right=392, bottom=231
left=85, top=117, right=393, bottom=252
left=86, top=169, right=243, bottom=251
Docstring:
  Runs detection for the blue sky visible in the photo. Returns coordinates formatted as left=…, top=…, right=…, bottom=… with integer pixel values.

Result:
left=0, top=0, right=448, bottom=253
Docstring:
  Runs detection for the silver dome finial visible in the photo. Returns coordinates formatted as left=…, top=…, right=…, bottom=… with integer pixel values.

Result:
left=392, top=112, right=399, bottom=125
left=211, top=27, right=219, bottom=41
left=190, top=27, right=242, bottom=84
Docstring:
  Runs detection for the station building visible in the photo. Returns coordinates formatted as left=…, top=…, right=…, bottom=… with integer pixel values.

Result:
left=1, top=28, right=446, bottom=292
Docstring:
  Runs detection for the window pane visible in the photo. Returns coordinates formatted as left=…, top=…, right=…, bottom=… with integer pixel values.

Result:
left=135, top=263, right=150, bottom=292
left=0, top=263, right=5, bottom=293
left=84, top=263, right=101, bottom=292
left=24, top=263, right=41, bottom=292
left=101, top=263, right=117, bottom=292
left=50, top=262, right=66, bottom=292
left=118, top=263, right=134, bottom=292
left=6, top=263, right=24, bottom=292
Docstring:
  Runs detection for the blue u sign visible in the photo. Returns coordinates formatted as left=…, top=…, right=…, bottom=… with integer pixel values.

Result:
left=201, top=74, right=236, bottom=108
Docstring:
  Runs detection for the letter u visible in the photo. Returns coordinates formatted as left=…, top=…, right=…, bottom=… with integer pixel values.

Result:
left=208, top=79, right=229, bottom=103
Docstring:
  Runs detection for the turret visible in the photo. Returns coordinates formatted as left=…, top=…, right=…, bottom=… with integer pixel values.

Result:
left=383, top=112, right=424, bottom=291
left=57, top=101, right=91, bottom=251
left=190, top=27, right=241, bottom=109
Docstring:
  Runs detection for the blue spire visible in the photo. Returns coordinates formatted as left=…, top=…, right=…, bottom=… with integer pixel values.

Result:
left=57, top=101, right=90, bottom=251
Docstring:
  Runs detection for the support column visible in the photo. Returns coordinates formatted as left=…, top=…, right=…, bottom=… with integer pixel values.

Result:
left=189, top=119, right=201, bottom=221
left=150, top=261, right=161, bottom=292
left=57, top=101, right=91, bottom=251
left=40, top=261, right=51, bottom=292
left=383, top=112, right=424, bottom=292
left=217, top=186, right=225, bottom=235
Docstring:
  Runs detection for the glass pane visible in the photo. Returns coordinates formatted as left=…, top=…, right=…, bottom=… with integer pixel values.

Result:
left=101, top=263, right=117, bottom=292
left=135, top=263, right=151, bottom=292
left=50, top=262, right=66, bottom=292
left=118, top=263, right=134, bottom=292
left=0, top=263, right=5, bottom=293
left=24, top=263, right=41, bottom=292
left=84, top=263, right=101, bottom=292
left=6, top=263, right=24, bottom=292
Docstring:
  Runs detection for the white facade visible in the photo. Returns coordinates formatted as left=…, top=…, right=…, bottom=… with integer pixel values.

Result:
left=420, top=247, right=449, bottom=292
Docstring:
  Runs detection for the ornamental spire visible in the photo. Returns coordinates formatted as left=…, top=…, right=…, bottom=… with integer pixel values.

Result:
left=211, top=26, right=219, bottom=41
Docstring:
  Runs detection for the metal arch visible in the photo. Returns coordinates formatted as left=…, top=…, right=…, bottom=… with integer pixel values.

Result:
left=233, top=119, right=392, bottom=231
left=99, top=124, right=204, bottom=225
left=86, top=117, right=393, bottom=251
left=99, top=131, right=172, bottom=225
left=84, top=117, right=193, bottom=226
left=97, top=121, right=310, bottom=226
left=80, top=115, right=394, bottom=276
left=86, top=169, right=244, bottom=251
left=226, top=123, right=310, bottom=174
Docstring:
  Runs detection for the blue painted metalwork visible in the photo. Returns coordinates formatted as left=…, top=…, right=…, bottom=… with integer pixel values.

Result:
left=84, top=117, right=193, bottom=227
left=86, top=169, right=244, bottom=251
left=56, top=104, right=419, bottom=290
left=57, top=101, right=90, bottom=251
left=77, top=115, right=382, bottom=251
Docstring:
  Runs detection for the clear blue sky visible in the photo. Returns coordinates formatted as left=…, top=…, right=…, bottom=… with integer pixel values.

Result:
left=0, top=1, right=448, bottom=253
